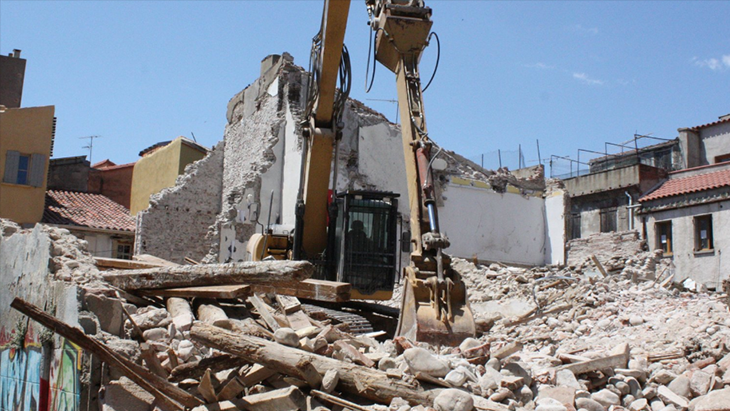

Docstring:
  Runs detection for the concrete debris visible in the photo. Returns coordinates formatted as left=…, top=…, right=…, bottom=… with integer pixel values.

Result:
left=5, top=217, right=730, bottom=411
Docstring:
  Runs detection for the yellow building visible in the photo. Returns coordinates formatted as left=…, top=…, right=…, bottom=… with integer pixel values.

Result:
left=0, top=105, right=55, bottom=225
left=129, top=137, right=207, bottom=215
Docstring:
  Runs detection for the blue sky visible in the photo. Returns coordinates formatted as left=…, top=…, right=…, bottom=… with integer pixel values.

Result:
left=2, top=1, right=729, bottom=176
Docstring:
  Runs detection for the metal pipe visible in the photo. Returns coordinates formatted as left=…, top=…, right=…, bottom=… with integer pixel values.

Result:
left=625, top=191, right=633, bottom=230
left=427, top=203, right=438, bottom=232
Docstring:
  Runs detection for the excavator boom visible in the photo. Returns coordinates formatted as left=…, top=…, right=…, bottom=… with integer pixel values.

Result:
left=367, top=0, right=475, bottom=345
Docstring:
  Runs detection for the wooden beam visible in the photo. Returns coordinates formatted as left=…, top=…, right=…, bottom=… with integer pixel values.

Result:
left=169, top=354, right=249, bottom=383
left=95, top=257, right=169, bottom=270
left=251, top=279, right=351, bottom=303
left=10, top=298, right=202, bottom=410
left=139, top=285, right=251, bottom=299
left=190, top=322, right=438, bottom=406
left=102, top=260, right=314, bottom=291
left=247, top=295, right=281, bottom=332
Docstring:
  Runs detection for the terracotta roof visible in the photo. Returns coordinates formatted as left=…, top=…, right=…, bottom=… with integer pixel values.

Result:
left=92, top=159, right=116, bottom=168
left=43, top=190, right=135, bottom=232
left=690, top=115, right=730, bottom=131
left=97, top=162, right=135, bottom=171
left=640, top=168, right=730, bottom=202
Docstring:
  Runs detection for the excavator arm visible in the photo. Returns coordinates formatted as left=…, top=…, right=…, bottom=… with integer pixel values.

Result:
left=293, top=0, right=352, bottom=260
left=367, top=0, right=475, bottom=345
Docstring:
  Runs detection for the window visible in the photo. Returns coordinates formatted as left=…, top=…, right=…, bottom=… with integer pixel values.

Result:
left=656, top=221, right=672, bottom=255
left=694, top=215, right=713, bottom=251
left=16, top=154, right=30, bottom=185
left=570, top=213, right=582, bottom=240
left=3, top=151, right=46, bottom=187
left=600, top=207, right=617, bottom=233
left=715, top=153, right=730, bottom=164
left=114, top=240, right=133, bottom=260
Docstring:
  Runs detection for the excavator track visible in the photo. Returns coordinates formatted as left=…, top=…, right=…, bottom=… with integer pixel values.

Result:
left=301, top=304, right=374, bottom=334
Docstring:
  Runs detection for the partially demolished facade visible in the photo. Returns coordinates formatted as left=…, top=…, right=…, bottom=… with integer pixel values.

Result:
left=135, top=54, right=566, bottom=268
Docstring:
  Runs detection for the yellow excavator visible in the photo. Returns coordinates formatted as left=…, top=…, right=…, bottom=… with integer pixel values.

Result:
left=247, top=0, right=475, bottom=346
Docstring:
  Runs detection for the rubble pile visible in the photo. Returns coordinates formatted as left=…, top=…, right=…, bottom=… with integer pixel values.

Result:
left=5, top=220, right=730, bottom=411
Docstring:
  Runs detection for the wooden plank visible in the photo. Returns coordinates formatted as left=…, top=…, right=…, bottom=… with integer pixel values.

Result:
left=239, top=386, right=307, bottom=411
left=141, top=343, right=169, bottom=378
left=102, top=260, right=314, bottom=291
left=169, top=354, right=249, bottom=383
left=247, top=294, right=281, bottom=332
left=198, top=369, right=219, bottom=404
left=311, top=389, right=372, bottom=411
left=285, top=310, right=312, bottom=331
left=216, top=377, right=245, bottom=402
left=138, top=285, right=251, bottom=299
left=190, top=322, right=437, bottom=406
left=10, top=298, right=202, bottom=410
left=250, top=279, right=351, bottom=303
left=590, top=255, right=607, bottom=277
left=276, top=295, right=301, bottom=314
left=240, top=364, right=278, bottom=387
left=560, top=344, right=630, bottom=375
left=95, top=256, right=169, bottom=270
left=134, top=254, right=180, bottom=266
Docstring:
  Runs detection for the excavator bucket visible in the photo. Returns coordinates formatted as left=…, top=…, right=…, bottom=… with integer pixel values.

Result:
left=396, top=266, right=475, bottom=346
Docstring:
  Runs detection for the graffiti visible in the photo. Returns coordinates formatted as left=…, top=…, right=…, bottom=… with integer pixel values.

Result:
left=0, top=324, right=44, bottom=411
left=0, top=324, right=80, bottom=411
left=47, top=339, right=81, bottom=411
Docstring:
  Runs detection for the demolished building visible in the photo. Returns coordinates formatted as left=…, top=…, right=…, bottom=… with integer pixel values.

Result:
left=135, top=54, right=566, bottom=268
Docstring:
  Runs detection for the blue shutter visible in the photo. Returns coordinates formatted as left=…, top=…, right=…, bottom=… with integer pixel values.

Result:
left=29, top=153, right=47, bottom=187
left=3, top=150, right=20, bottom=183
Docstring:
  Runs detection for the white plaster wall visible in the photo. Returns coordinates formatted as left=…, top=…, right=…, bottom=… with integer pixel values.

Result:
left=645, top=200, right=730, bottom=289
left=544, top=190, right=566, bottom=265
left=281, top=104, right=303, bottom=226
left=84, top=233, right=113, bottom=258
left=701, top=122, right=730, bottom=163
left=438, top=183, right=546, bottom=265
left=357, top=122, right=410, bottom=217
left=259, top=122, right=286, bottom=227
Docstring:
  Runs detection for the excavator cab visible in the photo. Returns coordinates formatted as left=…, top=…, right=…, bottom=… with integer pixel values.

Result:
left=315, top=191, right=400, bottom=300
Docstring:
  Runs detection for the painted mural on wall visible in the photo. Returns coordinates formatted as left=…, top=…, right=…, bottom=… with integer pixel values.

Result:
left=0, top=323, right=80, bottom=411
left=47, top=339, right=81, bottom=411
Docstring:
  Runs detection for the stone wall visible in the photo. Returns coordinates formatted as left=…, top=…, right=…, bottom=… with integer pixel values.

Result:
left=566, top=230, right=645, bottom=267
left=0, top=220, right=100, bottom=410
left=135, top=141, right=224, bottom=264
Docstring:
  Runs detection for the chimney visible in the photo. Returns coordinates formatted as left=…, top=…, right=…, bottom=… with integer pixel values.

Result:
left=720, top=113, right=730, bottom=121
left=12, top=49, right=21, bottom=58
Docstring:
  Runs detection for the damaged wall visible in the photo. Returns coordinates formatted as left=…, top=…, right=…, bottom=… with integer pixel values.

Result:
left=566, top=230, right=645, bottom=267
left=135, top=53, right=563, bottom=267
left=0, top=221, right=85, bottom=410
left=210, top=54, right=563, bottom=266
left=438, top=182, right=546, bottom=266
left=135, top=141, right=224, bottom=264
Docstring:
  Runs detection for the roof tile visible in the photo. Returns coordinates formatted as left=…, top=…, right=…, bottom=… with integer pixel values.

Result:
left=640, top=168, right=730, bottom=202
left=42, top=190, right=136, bottom=232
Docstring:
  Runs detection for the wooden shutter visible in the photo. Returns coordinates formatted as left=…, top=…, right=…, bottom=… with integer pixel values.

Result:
left=29, top=153, right=47, bottom=187
left=3, top=150, right=20, bottom=183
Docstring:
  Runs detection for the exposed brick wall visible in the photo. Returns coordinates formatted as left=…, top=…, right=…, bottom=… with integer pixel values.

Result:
left=135, top=141, right=224, bottom=263
left=566, top=230, right=645, bottom=267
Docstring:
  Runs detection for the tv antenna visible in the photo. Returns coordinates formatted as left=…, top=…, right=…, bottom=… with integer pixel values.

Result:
left=80, top=135, right=101, bottom=164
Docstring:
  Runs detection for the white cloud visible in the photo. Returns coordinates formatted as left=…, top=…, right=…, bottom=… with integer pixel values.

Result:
left=573, top=24, right=599, bottom=35
left=573, top=72, right=604, bottom=86
left=693, top=55, right=730, bottom=71
left=524, top=62, right=555, bottom=70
